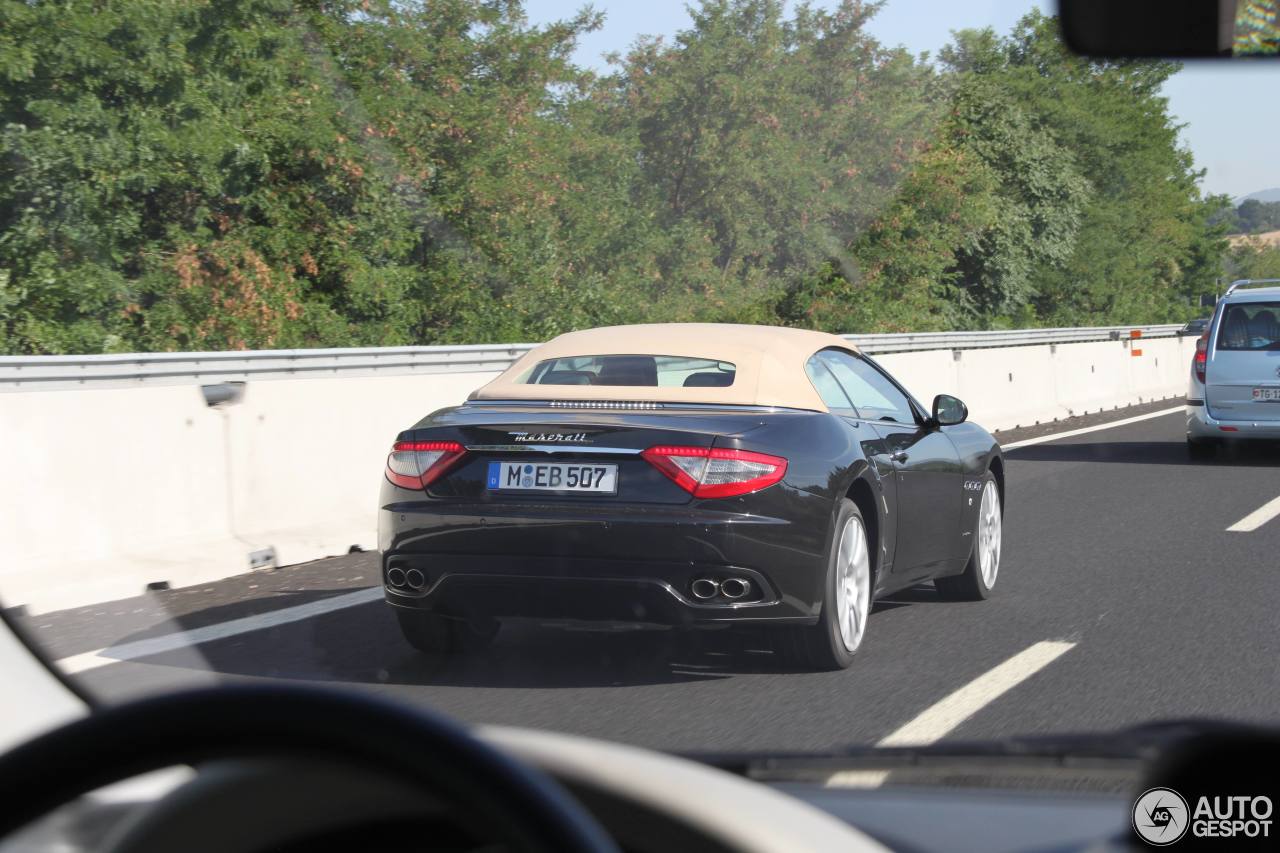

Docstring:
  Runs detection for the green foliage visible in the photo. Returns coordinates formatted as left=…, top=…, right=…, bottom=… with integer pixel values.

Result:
left=1225, top=241, right=1280, bottom=281
left=0, top=0, right=1233, bottom=353
left=941, top=11, right=1225, bottom=327
left=1215, top=198, right=1280, bottom=235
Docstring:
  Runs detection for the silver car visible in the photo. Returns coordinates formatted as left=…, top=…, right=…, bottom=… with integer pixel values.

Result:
left=1187, top=279, right=1280, bottom=455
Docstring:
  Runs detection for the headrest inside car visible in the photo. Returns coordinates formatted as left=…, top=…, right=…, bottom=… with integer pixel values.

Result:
left=683, top=371, right=734, bottom=387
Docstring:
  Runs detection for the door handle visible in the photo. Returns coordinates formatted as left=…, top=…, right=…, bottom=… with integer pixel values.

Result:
left=890, top=450, right=909, bottom=463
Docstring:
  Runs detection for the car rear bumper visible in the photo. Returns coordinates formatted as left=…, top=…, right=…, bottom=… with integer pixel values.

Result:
left=1186, top=402, right=1280, bottom=439
left=378, top=493, right=828, bottom=626
left=381, top=562, right=816, bottom=626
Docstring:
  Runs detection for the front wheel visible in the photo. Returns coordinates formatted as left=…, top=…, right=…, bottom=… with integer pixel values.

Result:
left=781, top=498, right=872, bottom=671
left=394, top=609, right=500, bottom=654
left=935, top=472, right=1002, bottom=602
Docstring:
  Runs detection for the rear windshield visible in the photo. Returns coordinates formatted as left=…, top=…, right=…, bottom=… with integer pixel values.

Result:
left=520, top=355, right=736, bottom=387
left=1217, top=302, right=1280, bottom=351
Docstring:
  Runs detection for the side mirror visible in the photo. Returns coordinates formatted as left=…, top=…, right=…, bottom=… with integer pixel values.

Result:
left=932, top=394, right=968, bottom=427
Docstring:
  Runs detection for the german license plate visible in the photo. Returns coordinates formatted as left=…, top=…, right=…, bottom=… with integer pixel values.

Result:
left=487, top=461, right=618, bottom=494
left=1251, top=388, right=1280, bottom=401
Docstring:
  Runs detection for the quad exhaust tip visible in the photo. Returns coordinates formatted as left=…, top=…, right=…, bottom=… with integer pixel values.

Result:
left=386, top=567, right=406, bottom=588
left=690, top=578, right=720, bottom=600
left=690, top=576, right=752, bottom=601
left=405, top=568, right=426, bottom=590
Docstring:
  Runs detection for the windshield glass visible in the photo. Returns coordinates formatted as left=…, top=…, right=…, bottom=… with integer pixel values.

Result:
left=4, top=0, right=1280, bottom=761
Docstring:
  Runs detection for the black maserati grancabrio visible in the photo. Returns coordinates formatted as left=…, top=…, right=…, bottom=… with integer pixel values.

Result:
left=379, top=324, right=1003, bottom=670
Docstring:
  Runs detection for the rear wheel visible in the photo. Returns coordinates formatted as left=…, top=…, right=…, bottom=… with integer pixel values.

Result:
left=781, top=499, right=871, bottom=671
left=394, top=609, right=500, bottom=654
left=935, top=472, right=1001, bottom=602
left=1187, top=437, right=1218, bottom=459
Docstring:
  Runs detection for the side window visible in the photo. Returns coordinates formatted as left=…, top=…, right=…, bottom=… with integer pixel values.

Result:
left=804, top=355, right=856, bottom=413
left=819, top=350, right=916, bottom=424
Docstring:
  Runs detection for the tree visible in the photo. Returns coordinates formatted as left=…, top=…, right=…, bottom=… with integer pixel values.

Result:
left=599, top=0, right=944, bottom=326
left=940, top=11, right=1226, bottom=326
left=0, top=1, right=1236, bottom=352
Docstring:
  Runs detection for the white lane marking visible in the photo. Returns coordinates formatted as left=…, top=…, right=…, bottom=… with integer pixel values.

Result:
left=55, top=587, right=383, bottom=674
left=1001, top=406, right=1183, bottom=450
left=824, top=769, right=891, bottom=788
left=826, top=640, right=1077, bottom=788
left=875, top=641, right=1076, bottom=747
left=1227, top=494, right=1280, bottom=533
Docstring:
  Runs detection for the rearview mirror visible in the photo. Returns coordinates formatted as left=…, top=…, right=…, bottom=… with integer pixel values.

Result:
left=1059, top=0, right=1278, bottom=58
left=932, top=394, right=968, bottom=427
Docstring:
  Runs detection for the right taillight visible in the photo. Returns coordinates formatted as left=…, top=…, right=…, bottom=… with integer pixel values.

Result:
left=1194, top=334, right=1207, bottom=383
left=641, top=445, right=788, bottom=499
left=385, top=441, right=466, bottom=490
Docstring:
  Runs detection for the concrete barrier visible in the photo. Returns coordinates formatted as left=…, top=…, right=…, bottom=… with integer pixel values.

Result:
left=879, top=335, right=1194, bottom=427
left=0, top=334, right=1194, bottom=613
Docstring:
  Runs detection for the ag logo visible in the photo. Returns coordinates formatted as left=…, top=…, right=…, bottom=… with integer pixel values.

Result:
left=1133, top=787, right=1190, bottom=845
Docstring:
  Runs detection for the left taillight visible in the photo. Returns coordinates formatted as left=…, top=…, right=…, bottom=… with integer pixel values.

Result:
left=641, top=445, right=788, bottom=499
left=1193, top=333, right=1208, bottom=383
left=385, top=441, right=466, bottom=490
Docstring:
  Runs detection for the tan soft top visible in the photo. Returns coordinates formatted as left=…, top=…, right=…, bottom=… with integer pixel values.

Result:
left=470, top=323, right=857, bottom=412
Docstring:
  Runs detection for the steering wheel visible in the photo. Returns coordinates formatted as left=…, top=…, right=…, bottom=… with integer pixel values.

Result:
left=0, top=684, right=618, bottom=852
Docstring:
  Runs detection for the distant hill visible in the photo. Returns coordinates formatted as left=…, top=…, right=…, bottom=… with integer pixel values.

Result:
left=1228, top=228, right=1280, bottom=249
left=1237, top=188, right=1280, bottom=204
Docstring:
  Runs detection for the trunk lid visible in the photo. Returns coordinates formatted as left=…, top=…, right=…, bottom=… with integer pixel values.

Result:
left=407, top=404, right=776, bottom=505
left=1207, top=300, right=1280, bottom=422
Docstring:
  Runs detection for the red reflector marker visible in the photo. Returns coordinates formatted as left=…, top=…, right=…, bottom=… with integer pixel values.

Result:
left=641, top=445, right=787, bottom=499
left=385, top=440, right=466, bottom=490
left=1219, top=426, right=1238, bottom=432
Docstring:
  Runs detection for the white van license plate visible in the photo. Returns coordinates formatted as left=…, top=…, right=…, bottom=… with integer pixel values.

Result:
left=487, top=461, right=618, bottom=493
left=1251, top=388, right=1280, bottom=402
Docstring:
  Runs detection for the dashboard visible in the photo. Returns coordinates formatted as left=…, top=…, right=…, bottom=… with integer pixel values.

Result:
left=0, top=724, right=1139, bottom=853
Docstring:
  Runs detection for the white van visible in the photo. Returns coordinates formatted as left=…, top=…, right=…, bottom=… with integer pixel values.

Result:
left=1187, top=279, right=1280, bottom=455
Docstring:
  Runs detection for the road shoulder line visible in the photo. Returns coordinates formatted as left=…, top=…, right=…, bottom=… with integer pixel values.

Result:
left=1001, top=407, right=1183, bottom=450
left=55, top=587, right=383, bottom=674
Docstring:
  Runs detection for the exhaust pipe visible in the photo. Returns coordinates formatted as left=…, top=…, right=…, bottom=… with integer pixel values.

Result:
left=720, top=577, right=751, bottom=600
left=690, top=578, right=720, bottom=600
left=405, top=568, right=426, bottom=590
left=386, top=567, right=406, bottom=588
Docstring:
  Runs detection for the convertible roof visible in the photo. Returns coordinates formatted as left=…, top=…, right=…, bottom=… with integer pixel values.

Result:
left=470, top=323, right=858, bottom=412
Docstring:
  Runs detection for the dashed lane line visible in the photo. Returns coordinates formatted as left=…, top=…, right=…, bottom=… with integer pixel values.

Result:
left=827, top=640, right=1077, bottom=788
left=875, top=640, right=1076, bottom=747
left=1227, top=494, right=1280, bottom=533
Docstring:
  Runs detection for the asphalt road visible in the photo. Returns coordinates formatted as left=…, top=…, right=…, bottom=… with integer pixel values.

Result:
left=22, top=402, right=1280, bottom=754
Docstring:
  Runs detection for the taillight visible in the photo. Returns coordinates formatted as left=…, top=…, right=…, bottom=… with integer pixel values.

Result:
left=1194, top=334, right=1207, bottom=383
left=641, top=445, right=788, bottom=499
left=385, top=441, right=466, bottom=490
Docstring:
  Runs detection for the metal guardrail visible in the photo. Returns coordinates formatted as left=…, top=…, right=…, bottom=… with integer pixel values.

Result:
left=844, top=324, right=1182, bottom=354
left=0, top=325, right=1181, bottom=390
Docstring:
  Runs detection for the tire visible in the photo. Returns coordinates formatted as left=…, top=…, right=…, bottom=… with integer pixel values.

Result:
left=780, top=498, right=872, bottom=671
left=1187, top=437, right=1217, bottom=459
left=935, top=471, right=1001, bottom=602
left=394, top=609, right=500, bottom=654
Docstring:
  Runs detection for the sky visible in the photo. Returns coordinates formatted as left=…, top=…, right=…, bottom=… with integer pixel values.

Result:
left=524, top=0, right=1280, bottom=201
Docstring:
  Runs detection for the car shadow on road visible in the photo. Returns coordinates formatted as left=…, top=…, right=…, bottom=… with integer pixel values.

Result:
left=86, top=587, right=936, bottom=689
left=1007, top=440, right=1280, bottom=467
